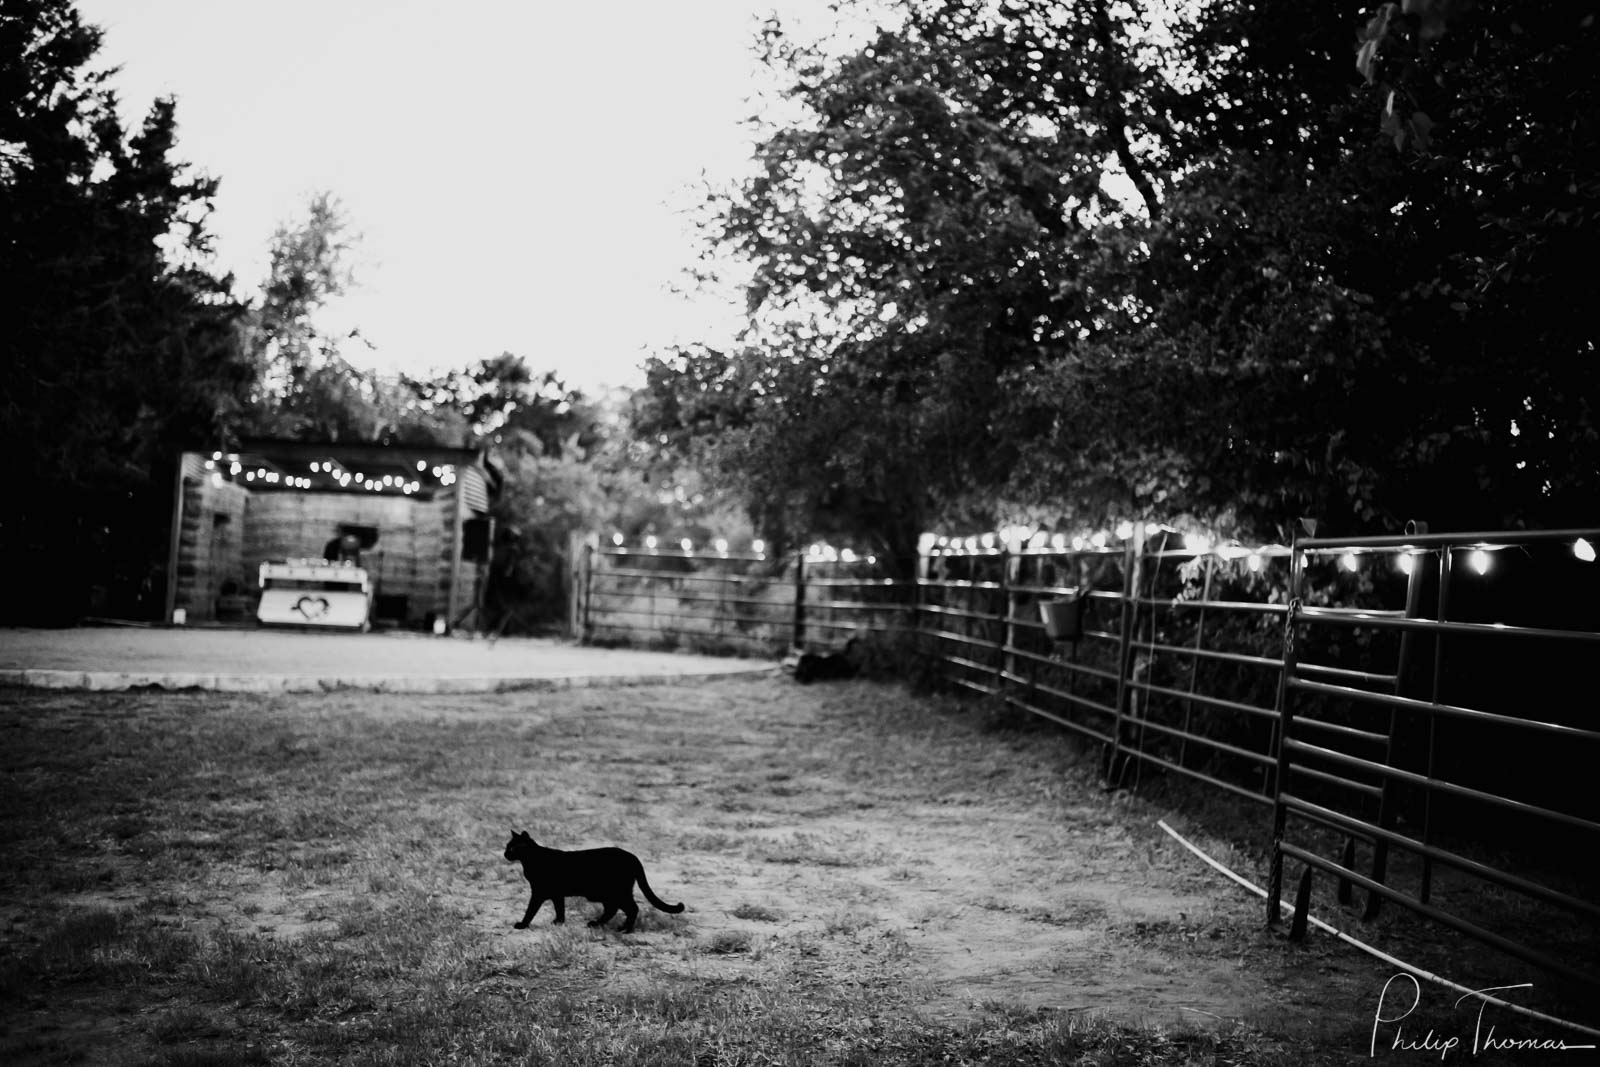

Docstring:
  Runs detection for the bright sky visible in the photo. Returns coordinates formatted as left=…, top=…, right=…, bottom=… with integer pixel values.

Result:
left=75, top=0, right=862, bottom=394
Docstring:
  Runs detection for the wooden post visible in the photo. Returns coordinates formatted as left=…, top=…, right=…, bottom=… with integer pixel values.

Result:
left=1368, top=520, right=1427, bottom=919
left=1267, top=534, right=1304, bottom=925
left=999, top=538, right=1014, bottom=695
left=792, top=550, right=806, bottom=650
left=1109, top=526, right=1145, bottom=785
left=444, top=478, right=466, bottom=633
left=1289, top=865, right=1314, bottom=942
left=164, top=452, right=187, bottom=624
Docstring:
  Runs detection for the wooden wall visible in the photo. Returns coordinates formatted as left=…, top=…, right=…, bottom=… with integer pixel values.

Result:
left=171, top=472, right=249, bottom=622
left=243, top=489, right=458, bottom=627
left=171, top=452, right=473, bottom=628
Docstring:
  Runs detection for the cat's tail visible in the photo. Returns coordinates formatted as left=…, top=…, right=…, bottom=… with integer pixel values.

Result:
left=636, top=865, right=684, bottom=914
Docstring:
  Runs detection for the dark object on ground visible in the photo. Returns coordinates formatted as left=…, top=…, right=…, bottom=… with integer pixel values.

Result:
left=787, top=637, right=858, bottom=684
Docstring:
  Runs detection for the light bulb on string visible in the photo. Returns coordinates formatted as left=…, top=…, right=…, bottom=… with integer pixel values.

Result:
left=1468, top=548, right=1491, bottom=575
left=1340, top=552, right=1359, bottom=573
left=1247, top=553, right=1263, bottom=573
left=1575, top=538, right=1596, bottom=563
left=1397, top=552, right=1416, bottom=575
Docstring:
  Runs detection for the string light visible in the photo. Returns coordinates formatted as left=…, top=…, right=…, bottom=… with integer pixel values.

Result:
left=715, top=538, right=729, bottom=554
left=1247, top=553, right=1263, bottom=573
left=1468, top=548, right=1491, bottom=575
left=751, top=539, right=765, bottom=555
left=1115, top=521, right=1134, bottom=540
left=612, top=532, right=624, bottom=546
left=680, top=538, right=693, bottom=553
left=1575, top=538, right=1596, bottom=563
left=1340, top=552, right=1359, bottom=572
left=645, top=535, right=658, bottom=550
left=1397, top=553, right=1415, bottom=575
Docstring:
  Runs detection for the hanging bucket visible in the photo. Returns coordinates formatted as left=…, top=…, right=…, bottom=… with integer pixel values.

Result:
left=1039, top=592, right=1086, bottom=641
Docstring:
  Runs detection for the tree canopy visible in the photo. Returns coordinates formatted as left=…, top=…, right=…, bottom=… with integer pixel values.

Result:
left=641, top=0, right=1600, bottom=549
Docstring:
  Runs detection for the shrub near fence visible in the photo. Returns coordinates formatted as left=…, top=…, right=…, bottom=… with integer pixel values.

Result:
left=575, top=525, right=1600, bottom=1005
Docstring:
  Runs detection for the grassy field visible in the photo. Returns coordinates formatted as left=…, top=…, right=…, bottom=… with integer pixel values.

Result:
left=0, top=675, right=1564, bottom=1065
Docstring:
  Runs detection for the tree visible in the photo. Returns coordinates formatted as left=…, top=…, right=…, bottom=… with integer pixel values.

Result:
left=1001, top=0, right=1600, bottom=536
left=663, top=0, right=1600, bottom=550
left=239, top=192, right=465, bottom=447
left=1, top=0, right=255, bottom=621
left=640, top=0, right=1173, bottom=561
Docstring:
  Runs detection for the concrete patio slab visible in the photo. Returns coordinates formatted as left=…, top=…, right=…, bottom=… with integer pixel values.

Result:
left=0, top=626, right=776, bottom=693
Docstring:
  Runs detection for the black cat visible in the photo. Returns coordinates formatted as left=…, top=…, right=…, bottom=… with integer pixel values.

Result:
left=503, top=830, right=684, bottom=933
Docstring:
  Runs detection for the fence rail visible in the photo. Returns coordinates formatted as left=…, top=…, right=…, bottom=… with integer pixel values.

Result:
left=574, top=525, right=1600, bottom=998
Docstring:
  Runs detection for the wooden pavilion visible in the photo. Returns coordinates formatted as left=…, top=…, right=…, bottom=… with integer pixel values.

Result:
left=164, top=439, right=500, bottom=631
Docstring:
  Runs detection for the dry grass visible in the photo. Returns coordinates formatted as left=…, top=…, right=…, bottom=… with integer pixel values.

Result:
left=0, top=677, right=1557, bottom=1065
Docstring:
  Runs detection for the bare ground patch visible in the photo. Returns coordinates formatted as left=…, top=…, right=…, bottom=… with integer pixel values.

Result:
left=0, top=678, right=1560, bottom=1064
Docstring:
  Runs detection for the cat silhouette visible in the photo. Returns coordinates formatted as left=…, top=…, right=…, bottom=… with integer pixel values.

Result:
left=503, top=830, right=684, bottom=933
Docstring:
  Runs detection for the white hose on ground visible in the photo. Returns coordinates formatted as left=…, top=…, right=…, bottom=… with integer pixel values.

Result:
left=1156, top=818, right=1600, bottom=1041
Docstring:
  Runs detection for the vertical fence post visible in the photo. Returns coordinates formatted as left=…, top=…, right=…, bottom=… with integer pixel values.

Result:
left=1367, top=519, right=1427, bottom=919
left=1267, top=534, right=1304, bottom=925
left=1109, top=527, right=1145, bottom=786
left=792, top=549, right=807, bottom=651
left=998, top=537, right=1014, bottom=697
left=1179, top=553, right=1216, bottom=773
left=914, top=535, right=929, bottom=650
left=1421, top=543, right=1452, bottom=905
left=575, top=533, right=596, bottom=641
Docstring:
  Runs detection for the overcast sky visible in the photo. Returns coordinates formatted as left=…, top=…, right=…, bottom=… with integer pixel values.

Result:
left=76, top=0, right=865, bottom=393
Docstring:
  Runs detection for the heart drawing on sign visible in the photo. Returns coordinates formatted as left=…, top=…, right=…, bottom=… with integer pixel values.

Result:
left=294, top=596, right=331, bottom=620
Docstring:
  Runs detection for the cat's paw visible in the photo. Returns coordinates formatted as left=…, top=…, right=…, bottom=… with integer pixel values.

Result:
left=513, top=921, right=529, bottom=929
left=586, top=919, right=604, bottom=928
left=552, top=917, right=564, bottom=925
